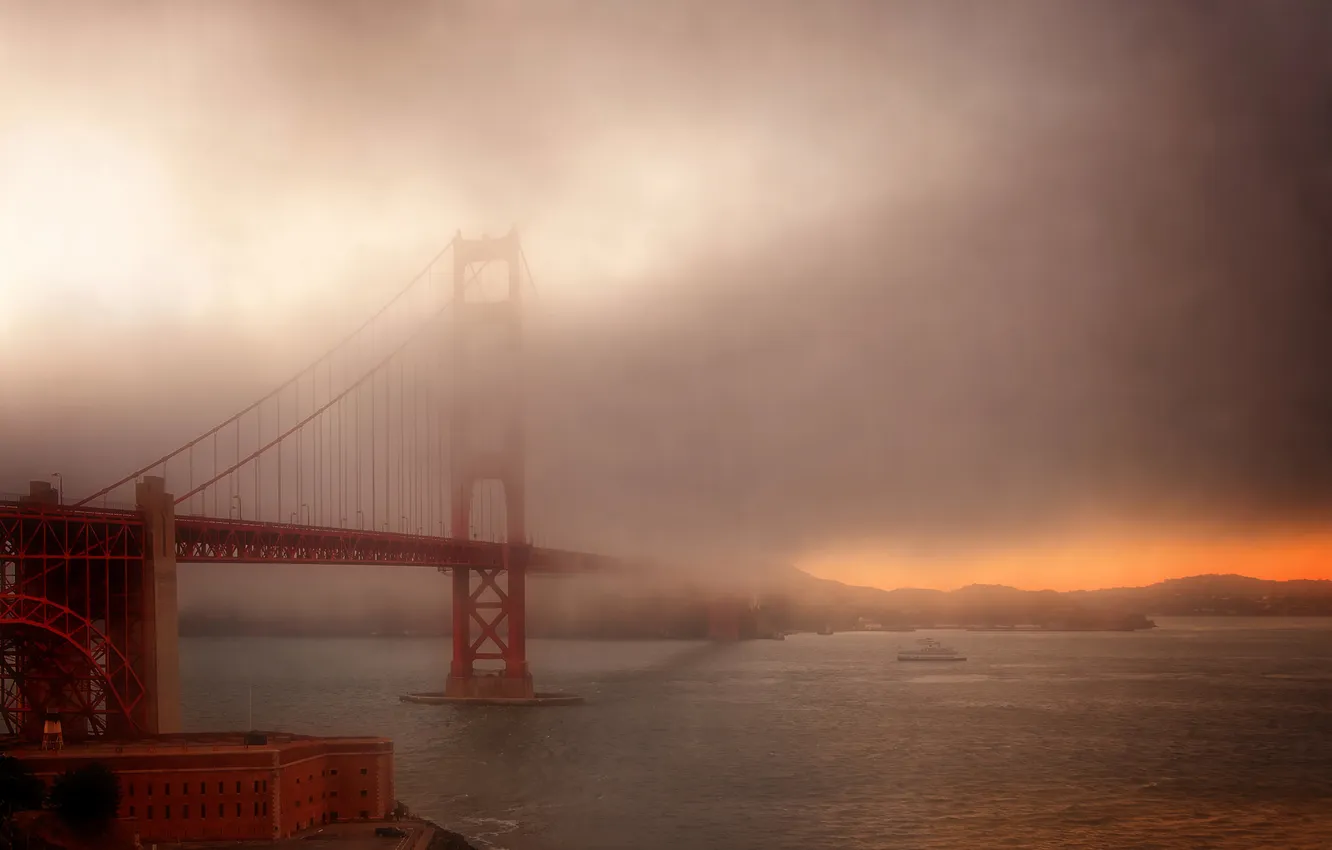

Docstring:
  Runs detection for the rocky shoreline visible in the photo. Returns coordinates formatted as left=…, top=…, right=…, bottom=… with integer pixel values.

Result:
left=420, top=818, right=484, bottom=850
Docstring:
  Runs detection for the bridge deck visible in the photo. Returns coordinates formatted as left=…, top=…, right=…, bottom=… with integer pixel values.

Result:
left=0, top=503, right=623, bottom=574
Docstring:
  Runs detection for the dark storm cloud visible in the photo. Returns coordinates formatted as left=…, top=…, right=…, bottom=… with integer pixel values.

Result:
left=4, top=1, right=1332, bottom=566
left=526, top=0, right=1332, bottom=558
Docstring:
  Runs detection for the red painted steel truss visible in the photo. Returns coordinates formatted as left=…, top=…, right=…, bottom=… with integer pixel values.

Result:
left=447, top=545, right=533, bottom=699
left=0, top=502, right=633, bottom=736
left=0, top=595, right=146, bottom=738
left=0, top=505, right=148, bottom=739
left=462, top=567, right=519, bottom=663
left=175, top=516, right=620, bottom=574
left=175, top=517, right=507, bottom=568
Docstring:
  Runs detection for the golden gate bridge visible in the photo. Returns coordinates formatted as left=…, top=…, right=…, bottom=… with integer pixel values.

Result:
left=0, top=230, right=751, bottom=741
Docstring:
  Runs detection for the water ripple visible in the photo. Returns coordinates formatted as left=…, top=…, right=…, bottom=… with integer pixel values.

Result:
left=182, top=620, right=1332, bottom=849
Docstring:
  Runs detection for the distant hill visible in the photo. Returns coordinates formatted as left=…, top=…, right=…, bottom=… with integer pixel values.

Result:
left=773, top=566, right=1332, bottom=615
left=758, top=568, right=1150, bottom=631
left=756, top=567, right=1332, bottom=628
left=1071, top=573, right=1332, bottom=616
left=175, top=563, right=1330, bottom=640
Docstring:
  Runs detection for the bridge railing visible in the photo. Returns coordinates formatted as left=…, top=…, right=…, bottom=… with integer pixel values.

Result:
left=0, top=499, right=139, bottom=516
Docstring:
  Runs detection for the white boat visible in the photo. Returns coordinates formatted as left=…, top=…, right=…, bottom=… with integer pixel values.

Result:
left=897, top=637, right=966, bottom=662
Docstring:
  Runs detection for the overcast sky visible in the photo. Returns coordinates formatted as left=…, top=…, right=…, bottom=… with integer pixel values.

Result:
left=3, top=1, right=1331, bottom=588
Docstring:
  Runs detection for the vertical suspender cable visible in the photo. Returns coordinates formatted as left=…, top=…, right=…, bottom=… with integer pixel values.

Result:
left=372, top=370, right=377, bottom=529
left=314, top=368, right=320, bottom=525
left=327, top=360, right=332, bottom=525
left=426, top=357, right=432, bottom=536
left=413, top=358, right=420, bottom=532
left=317, top=362, right=323, bottom=525
left=298, top=378, right=303, bottom=519
left=319, top=363, right=325, bottom=524
left=398, top=358, right=405, bottom=531
left=411, top=354, right=416, bottom=532
left=447, top=335, right=452, bottom=535
left=404, top=357, right=410, bottom=532
left=371, top=327, right=376, bottom=530
left=358, top=371, right=363, bottom=527
left=278, top=394, right=283, bottom=522
left=257, top=403, right=262, bottom=521
left=340, top=355, right=346, bottom=526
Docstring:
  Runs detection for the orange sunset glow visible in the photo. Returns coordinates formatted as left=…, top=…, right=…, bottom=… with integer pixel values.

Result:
left=801, top=526, right=1332, bottom=592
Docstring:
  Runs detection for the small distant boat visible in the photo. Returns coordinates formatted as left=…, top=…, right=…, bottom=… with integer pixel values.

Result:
left=897, top=637, right=966, bottom=662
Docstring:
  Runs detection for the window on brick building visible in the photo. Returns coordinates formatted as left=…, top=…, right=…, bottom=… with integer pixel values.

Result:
left=296, top=800, right=301, bottom=809
left=218, top=782, right=224, bottom=793
left=330, top=769, right=338, bottom=776
left=147, top=806, right=153, bottom=819
left=218, top=804, right=224, bottom=817
left=164, top=783, right=170, bottom=795
left=129, top=806, right=135, bottom=817
left=235, top=803, right=241, bottom=817
left=236, top=781, right=241, bottom=793
left=165, top=805, right=171, bottom=819
left=254, top=801, right=259, bottom=815
left=202, top=802, right=206, bottom=818
left=147, top=783, right=153, bottom=795
left=183, top=805, right=189, bottom=818
left=263, top=780, right=268, bottom=792
left=263, top=802, right=269, bottom=815
left=331, top=791, right=338, bottom=798
left=359, top=810, right=368, bottom=819
left=360, top=790, right=367, bottom=798
left=360, top=768, right=368, bottom=775
left=254, top=780, right=260, bottom=792
left=128, top=783, right=134, bottom=797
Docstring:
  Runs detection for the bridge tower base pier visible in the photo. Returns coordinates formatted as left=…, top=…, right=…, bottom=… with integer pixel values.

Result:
left=402, top=552, right=583, bottom=706
left=444, top=545, right=534, bottom=701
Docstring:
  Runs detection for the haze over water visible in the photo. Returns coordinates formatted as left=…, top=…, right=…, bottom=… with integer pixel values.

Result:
left=182, top=620, right=1332, bottom=849
left=6, top=1, right=1332, bottom=589
left=6, top=3, right=1332, bottom=844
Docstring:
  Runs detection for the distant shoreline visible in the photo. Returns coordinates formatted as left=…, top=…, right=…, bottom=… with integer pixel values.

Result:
left=175, top=572, right=1332, bottom=641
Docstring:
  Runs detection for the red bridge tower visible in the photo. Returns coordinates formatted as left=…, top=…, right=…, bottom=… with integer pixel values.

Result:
left=444, top=229, right=535, bottom=701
